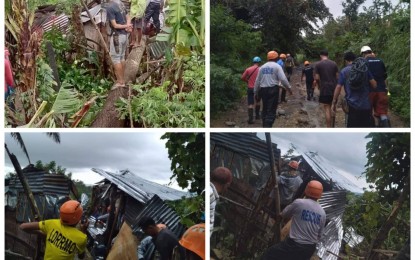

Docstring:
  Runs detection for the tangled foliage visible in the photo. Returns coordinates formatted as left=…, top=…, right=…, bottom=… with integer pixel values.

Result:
left=117, top=54, right=205, bottom=128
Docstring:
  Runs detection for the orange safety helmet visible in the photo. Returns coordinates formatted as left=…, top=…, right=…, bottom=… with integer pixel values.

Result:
left=60, top=200, right=83, bottom=225
left=305, top=180, right=323, bottom=200
left=304, top=60, right=310, bottom=65
left=267, top=51, right=279, bottom=60
left=180, top=223, right=205, bottom=260
left=280, top=53, right=287, bottom=59
left=288, top=160, right=299, bottom=170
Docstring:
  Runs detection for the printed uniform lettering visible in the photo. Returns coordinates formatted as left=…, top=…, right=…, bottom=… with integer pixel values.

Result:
left=262, top=68, right=274, bottom=74
left=47, top=230, right=76, bottom=254
left=301, top=210, right=321, bottom=225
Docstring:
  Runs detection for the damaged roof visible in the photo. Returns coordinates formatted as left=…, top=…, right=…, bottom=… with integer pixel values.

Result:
left=92, top=168, right=189, bottom=203
left=211, top=133, right=281, bottom=162
left=295, top=148, right=363, bottom=194
left=8, top=167, right=71, bottom=196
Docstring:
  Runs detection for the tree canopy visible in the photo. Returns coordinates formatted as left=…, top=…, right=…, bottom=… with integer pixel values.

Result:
left=161, top=133, right=205, bottom=195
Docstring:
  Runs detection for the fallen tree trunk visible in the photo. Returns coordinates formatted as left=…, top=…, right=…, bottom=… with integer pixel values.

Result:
left=91, top=37, right=147, bottom=128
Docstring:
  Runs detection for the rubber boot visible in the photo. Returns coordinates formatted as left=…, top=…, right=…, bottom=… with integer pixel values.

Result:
left=248, top=108, right=254, bottom=124
left=255, top=105, right=261, bottom=120
left=379, top=118, right=391, bottom=127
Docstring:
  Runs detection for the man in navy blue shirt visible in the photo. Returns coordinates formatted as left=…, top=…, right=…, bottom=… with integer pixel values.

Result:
left=361, top=46, right=390, bottom=127
left=331, top=52, right=377, bottom=127
left=301, top=61, right=314, bottom=101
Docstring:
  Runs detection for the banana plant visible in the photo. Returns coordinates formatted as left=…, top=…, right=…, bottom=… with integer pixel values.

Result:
left=157, top=0, right=204, bottom=55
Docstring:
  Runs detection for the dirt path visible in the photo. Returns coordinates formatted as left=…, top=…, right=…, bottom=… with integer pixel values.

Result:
left=211, top=67, right=406, bottom=128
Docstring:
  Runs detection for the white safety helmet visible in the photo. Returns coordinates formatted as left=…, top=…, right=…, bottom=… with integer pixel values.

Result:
left=361, top=46, right=372, bottom=54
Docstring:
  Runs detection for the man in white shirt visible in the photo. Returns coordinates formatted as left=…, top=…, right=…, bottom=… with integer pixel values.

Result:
left=210, top=167, right=232, bottom=236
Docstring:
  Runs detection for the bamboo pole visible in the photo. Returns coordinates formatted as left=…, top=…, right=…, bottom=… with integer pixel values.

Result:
left=265, top=133, right=281, bottom=244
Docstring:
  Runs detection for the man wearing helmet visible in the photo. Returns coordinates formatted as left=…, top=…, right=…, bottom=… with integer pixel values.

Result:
left=20, top=200, right=88, bottom=259
left=277, top=53, right=288, bottom=103
left=261, top=180, right=326, bottom=260
left=138, top=216, right=185, bottom=260
left=253, top=51, right=292, bottom=127
left=332, top=51, right=377, bottom=127
left=176, top=223, right=205, bottom=260
left=361, top=45, right=391, bottom=127
left=285, top=54, right=295, bottom=81
left=301, top=61, right=315, bottom=101
left=278, top=160, right=303, bottom=207
left=210, top=167, right=232, bottom=236
left=242, top=57, right=262, bottom=124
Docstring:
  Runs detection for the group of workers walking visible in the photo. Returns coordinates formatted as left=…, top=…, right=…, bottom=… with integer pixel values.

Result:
left=242, top=46, right=390, bottom=128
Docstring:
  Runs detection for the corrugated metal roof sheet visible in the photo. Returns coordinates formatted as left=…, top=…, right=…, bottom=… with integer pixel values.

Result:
left=211, top=133, right=281, bottom=163
left=8, top=170, right=70, bottom=196
left=92, top=168, right=189, bottom=203
left=316, top=190, right=347, bottom=259
left=124, top=195, right=145, bottom=225
left=42, top=14, right=70, bottom=34
left=317, top=214, right=343, bottom=260
left=297, top=150, right=363, bottom=194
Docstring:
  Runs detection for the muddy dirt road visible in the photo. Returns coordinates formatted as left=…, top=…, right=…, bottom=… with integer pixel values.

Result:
left=211, top=67, right=406, bottom=128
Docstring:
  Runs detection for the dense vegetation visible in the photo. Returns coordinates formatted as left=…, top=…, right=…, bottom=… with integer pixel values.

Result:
left=5, top=0, right=205, bottom=128
left=343, top=133, right=409, bottom=258
left=211, top=0, right=410, bottom=124
left=162, top=133, right=205, bottom=227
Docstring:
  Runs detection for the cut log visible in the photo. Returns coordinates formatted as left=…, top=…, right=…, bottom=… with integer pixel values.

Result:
left=91, top=37, right=147, bottom=128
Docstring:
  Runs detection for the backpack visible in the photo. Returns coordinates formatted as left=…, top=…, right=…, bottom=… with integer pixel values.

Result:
left=286, top=57, right=294, bottom=67
left=347, top=57, right=368, bottom=91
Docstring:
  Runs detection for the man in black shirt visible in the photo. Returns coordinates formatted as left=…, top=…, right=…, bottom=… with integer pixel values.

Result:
left=138, top=216, right=185, bottom=260
left=301, top=61, right=315, bottom=101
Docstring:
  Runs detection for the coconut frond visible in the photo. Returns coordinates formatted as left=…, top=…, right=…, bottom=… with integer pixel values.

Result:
left=45, top=133, right=61, bottom=144
left=10, top=132, right=31, bottom=164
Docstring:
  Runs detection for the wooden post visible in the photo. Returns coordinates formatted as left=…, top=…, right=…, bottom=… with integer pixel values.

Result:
left=46, top=41, right=61, bottom=91
left=265, top=133, right=281, bottom=244
left=5, top=144, right=41, bottom=221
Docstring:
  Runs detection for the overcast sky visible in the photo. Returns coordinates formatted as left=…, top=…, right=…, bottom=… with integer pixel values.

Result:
left=257, top=132, right=371, bottom=189
left=4, top=133, right=184, bottom=189
left=324, top=0, right=402, bottom=18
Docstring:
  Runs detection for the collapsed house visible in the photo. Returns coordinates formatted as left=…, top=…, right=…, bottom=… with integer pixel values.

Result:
left=210, top=133, right=363, bottom=260
left=5, top=164, right=76, bottom=259
left=88, top=168, right=190, bottom=259
left=5, top=165, right=190, bottom=259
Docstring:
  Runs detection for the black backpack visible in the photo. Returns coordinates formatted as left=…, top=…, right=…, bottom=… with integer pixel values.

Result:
left=347, top=57, right=368, bottom=91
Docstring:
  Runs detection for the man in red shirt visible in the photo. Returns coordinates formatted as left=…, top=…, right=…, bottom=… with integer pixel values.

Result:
left=242, top=56, right=261, bottom=124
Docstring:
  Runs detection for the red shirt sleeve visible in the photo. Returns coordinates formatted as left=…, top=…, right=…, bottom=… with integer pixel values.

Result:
left=5, top=58, right=14, bottom=88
